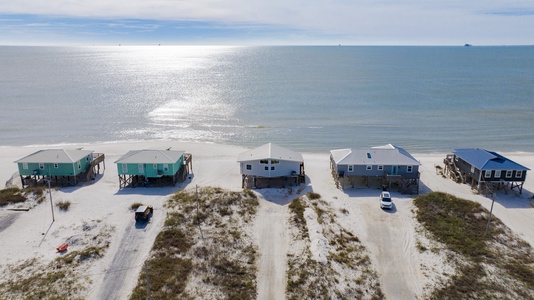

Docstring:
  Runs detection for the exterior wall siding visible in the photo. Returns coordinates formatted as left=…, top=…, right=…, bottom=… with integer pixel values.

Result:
left=454, top=156, right=527, bottom=182
left=117, top=156, right=183, bottom=178
left=240, top=160, right=301, bottom=177
left=18, top=157, right=91, bottom=177
left=337, top=164, right=419, bottom=179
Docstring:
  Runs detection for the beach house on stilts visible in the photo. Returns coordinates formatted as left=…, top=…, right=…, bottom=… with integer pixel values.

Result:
left=114, top=149, right=192, bottom=188
left=330, top=144, right=420, bottom=194
left=238, top=143, right=305, bottom=189
left=444, top=148, right=530, bottom=194
left=15, top=149, right=105, bottom=188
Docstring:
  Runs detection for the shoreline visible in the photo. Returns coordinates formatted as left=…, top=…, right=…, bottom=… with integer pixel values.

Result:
left=1, top=140, right=533, bottom=299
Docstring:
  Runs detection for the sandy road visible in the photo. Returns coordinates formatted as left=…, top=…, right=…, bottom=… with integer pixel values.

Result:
left=90, top=208, right=165, bottom=300
left=360, top=198, right=423, bottom=299
left=255, top=198, right=289, bottom=300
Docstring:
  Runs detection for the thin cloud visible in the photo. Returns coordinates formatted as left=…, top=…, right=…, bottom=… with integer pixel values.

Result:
left=1, top=1, right=534, bottom=44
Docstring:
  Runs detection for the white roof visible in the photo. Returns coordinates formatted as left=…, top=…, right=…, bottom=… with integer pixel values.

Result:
left=237, top=143, right=303, bottom=162
left=330, top=144, right=419, bottom=166
left=115, top=149, right=184, bottom=164
left=15, top=149, right=94, bottom=164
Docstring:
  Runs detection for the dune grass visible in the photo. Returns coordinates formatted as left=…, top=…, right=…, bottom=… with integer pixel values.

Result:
left=130, top=187, right=259, bottom=300
left=414, top=192, right=534, bottom=299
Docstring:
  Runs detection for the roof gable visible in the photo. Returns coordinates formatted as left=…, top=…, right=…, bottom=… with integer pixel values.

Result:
left=330, top=144, right=419, bottom=166
left=237, top=143, right=303, bottom=162
left=15, top=149, right=94, bottom=164
left=453, top=148, right=530, bottom=171
left=115, top=149, right=184, bottom=164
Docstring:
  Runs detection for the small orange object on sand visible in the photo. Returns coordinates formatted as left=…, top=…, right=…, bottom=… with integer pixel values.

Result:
left=56, top=243, right=68, bottom=252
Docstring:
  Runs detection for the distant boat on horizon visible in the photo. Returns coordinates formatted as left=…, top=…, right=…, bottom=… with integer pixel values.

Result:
left=464, top=43, right=472, bottom=47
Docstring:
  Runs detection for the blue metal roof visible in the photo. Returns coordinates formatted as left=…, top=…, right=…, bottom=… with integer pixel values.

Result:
left=453, top=148, right=530, bottom=171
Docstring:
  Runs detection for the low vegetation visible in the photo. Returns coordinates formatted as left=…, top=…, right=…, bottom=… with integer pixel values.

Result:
left=130, top=187, right=259, bottom=300
left=56, top=200, right=71, bottom=211
left=0, top=222, right=113, bottom=299
left=287, top=192, right=384, bottom=300
left=0, top=187, right=27, bottom=206
left=414, top=192, right=534, bottom=299
left=0, top=186, right=47, bottom=207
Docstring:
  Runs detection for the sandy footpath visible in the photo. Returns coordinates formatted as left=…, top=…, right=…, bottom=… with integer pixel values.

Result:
left=0, top=142, right=533, bottom=299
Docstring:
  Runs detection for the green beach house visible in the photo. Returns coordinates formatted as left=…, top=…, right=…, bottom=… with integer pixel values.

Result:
left=114, top=149, right=192, bottom=188
left=15, top=149, right=104, bottom=187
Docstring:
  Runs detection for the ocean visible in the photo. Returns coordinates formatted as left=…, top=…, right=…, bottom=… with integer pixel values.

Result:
left=1, top=45, right=533, bottom=153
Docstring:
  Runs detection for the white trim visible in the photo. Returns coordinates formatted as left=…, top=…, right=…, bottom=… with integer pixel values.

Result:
left=516, top=170, right=523, bottom=178
left=23, top=162, right=28, bottom=170
left=407, top=166, right=413, bottom=173
left=366, top=165, right=372, bottom=170
left=163, top=164, right=169, bottom=172
left=506, top=170, right=513, bottom=178
left=54, top=163, right=59, bottom=169
left=377, top=165, right=383, bottom=171
left=348, top=165, right=353, bottom=172
left=494, top=170, right=501, bottom=178
left=39, top=163, right=45, bottom=170
left=484, top=170, right=492, bottom=178
left=122, top=164, right=128, bottom=173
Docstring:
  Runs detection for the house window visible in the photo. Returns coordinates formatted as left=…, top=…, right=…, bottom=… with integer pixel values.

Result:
left=163, top=164, right=169, bottom=172
left=271, top=160, right=280, bottom=164
left=516, top=171, right=523, bottom=178
left=506, top=170, right=513, bottom=178
left=494, top=170, right=501, bottom=178
left=78, top=162, right=81, bottom=169
left=264, top=166, right=269, bottom=171
left=23, top=163, right=28, bottom=170
left=54, top=163, right=59, bottom=169
left=122, top=164, right=128, bottom=173
left=407, top=166, right=413, bottom=173
left=378, top=165, right=383, bottom=171
left=138, top=164, right=144, bottom=173
left=86, top=156, right=90, bottom=162
left=271, top=166, right=275, bottom=170
left=366, top=165, right=372, bottom=170
left=39, top=163, right=44, bottom=170
left=246, top=164, right=252, bottom=170
left=153, top=164, right=158, bottom=169
left=260, top=159, right=269, bottom=164
left=484, top=170, right=492, bottom=178
left=348, top=165, right=353, bottom=172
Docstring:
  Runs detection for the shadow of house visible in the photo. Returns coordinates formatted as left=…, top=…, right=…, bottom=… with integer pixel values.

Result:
left=330, top=144, right=420, bottom=194
left=14, top=149, right=105, bottom=188
left=238, top=143, right=305, bottom=189
left=115, top=149, right=192, bottom=188
left=444, top=148, right=530, bottom=195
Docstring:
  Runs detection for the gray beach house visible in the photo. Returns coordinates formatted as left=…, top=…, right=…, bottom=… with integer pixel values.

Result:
left=330, top=144, right=420, bottom=193
left=237, top=143, right=305, bottom=189
left=444, top=148, right=530, bottom=194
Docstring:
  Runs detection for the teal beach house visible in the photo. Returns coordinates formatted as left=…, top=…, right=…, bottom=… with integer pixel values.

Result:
left=114, top=149, right=192, bottom=188
left=15, top=149, right=104, bottom=187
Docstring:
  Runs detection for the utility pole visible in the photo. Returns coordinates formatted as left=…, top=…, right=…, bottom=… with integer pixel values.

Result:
left=484, top=191, right=496, bottom=237
left=48, top=165, right=55, bottom=222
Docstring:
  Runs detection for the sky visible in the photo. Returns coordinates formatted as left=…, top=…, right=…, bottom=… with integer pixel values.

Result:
left=0, top=0, right=533, bottom=46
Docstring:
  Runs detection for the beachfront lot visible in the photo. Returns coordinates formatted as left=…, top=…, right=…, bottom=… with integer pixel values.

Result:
left=0, top=141, right=533, bottom=299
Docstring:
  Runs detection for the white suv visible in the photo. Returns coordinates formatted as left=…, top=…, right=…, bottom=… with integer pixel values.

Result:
left=380, top=191, right=393, bottom=209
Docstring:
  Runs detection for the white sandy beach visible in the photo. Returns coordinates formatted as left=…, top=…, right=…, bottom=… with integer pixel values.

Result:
left=1, top=141, right=533, bottom=299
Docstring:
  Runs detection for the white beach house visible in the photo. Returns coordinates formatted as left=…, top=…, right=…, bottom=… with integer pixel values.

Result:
left=237, top=143, right=305, bottom=189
